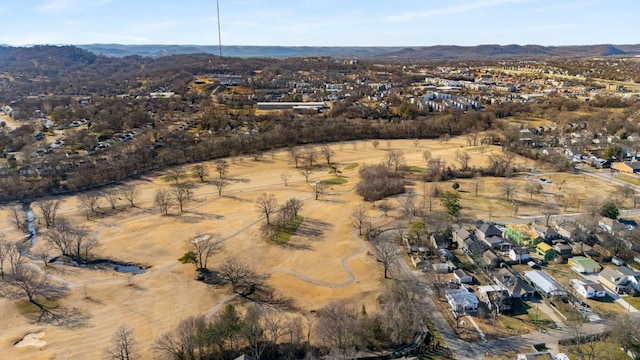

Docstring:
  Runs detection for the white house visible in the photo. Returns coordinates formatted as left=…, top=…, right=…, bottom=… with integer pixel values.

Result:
left=570, top=279, right=607, bottom=299
left=453, top=269, right=473, bottom=284
left=509, top=247, right=531, bottom=262
left=445, top=288, right=479, bottom=314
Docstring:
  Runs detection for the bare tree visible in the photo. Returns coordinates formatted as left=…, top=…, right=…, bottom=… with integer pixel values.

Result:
left=104, top=325, right=138, bottom=360
left=218, top=257, right=257, bottom=293
left=103, top=189, right=119, bottom=210
left=79, top=191, right=102, bottom=219
left=212, top=178, right=228, bottom=196
left=350, top=206, right=370, bottom=236
left=215, top=159, right=229, bottom=179
left=242, top=305, right=267, bottom=360
left=155, top=189, right=174, bottom=216
left=312, top=181, right=325, bottom=200
left=586, top=197, right=601, bottom=217
left=281, top=172, right=290, bottom=186
left=300, top=167, right=312, bottom=183
left=501, top=181, right=518, bottom=201
left=374, top=240, right=399, bottom=279
left=378, top=201, right=392, bottom=216
left=372, top=140, right=380, bottom=149
left=37, top=199, right=63, bottom=228
left=303, top=147, right=317, bottom=168
left=192, top=164, right=208, bottom=183
left=0, top=238, right=12, bottom=278
left=316, top=302, right=358, bottom=359
left=287, top=147, right=302, bottom=168
left=455, top=149, right=471, bottom=171
left=525, top=180, right=543, bottom=200
left=256, top=193, right=278, bottom=225
left=169, top=169, right=183, bottom=184
left=6, top=264, right=58, bottom=321
left=540, top=203, right=560, bottom=226
left=119, top=185, right=138, bottom=207
left=422, top=150, right=432, bottom=165
left=9, top=206, right=24, bottom=231
left=465, top=129, right=480, bottom=146
left=281, top=198, right=303, bottom=222
left=171, top=184, right=189, bottom=212
left=320, top=145, right=334, bottom=165
left=190, top=233, right=223, bottom=270
left=397, top=192, right=416, bottom=218
left=385, top=149, right=406, bottom=172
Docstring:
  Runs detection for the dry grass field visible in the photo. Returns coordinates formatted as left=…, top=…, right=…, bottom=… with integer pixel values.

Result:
left=0, top=137, right=628, bottom=358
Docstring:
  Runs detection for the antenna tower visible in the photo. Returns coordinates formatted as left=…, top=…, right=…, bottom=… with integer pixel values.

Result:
left=216, top=0, right=223, bottom=57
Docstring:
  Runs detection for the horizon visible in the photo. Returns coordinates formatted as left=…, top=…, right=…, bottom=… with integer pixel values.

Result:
left=0, top=0, right=638, bottom=47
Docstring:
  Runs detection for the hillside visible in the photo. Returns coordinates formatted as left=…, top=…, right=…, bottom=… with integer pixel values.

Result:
left=74, top=43, right=640, bottom=60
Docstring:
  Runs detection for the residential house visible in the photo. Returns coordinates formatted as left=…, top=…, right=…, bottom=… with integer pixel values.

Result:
left=455, top=227, right=488, bottom=255
left=570, top=279, right=607, bottom=299
left=571, top=241, right=599, bottom=257
left=524, top=270, right=566, bottom=297
left=612, top=161, right=640, bottom=174
left=432, top=262, right=450, bottom=274
left=536, top=242, right=555, bottom=259
left=453, top=269, right=473, bottom=284
left=532, top=224, right=562, bottom=241
left=598, top=266, right=640, bottom=294
left=483, top=250, right=503, bottom=268
left=553, top=241, right=573, bottom=261
left=476, top=222, right=503, bottom=242
left=509, top=247, right=531, bottom=263
left=445, top=288, right=479, bottom=314
left=430, top=233, right=453, bottom=249
left=555, top=222, right=577, bottom=240
left=599, top=217, right=626, bottom=234
left=568, top=256, right=602, bottom=274
left=516, top=352, right=554, bottom=360
left=493, top=267, right=535, bottom=299
left=477, top=284, right=511, bottom=313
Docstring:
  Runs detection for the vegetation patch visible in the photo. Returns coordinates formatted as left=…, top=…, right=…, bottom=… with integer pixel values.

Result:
left=404, top=165, right=425, bottom=173
left=344, top=163, right=359, bottom=170
left=321, top=178, right=348, bottom=186
left=275, top=216, right=304, bottom=243
left=16, top=298, right=59, bottom=316
left=616, top=174, right=640, bottom=186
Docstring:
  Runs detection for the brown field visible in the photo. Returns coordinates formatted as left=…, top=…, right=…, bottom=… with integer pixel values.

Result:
left=0, top=137, right=626, bottom=358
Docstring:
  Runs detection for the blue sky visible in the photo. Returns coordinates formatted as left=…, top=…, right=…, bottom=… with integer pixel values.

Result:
left=1, top=0, right=637, bottom=46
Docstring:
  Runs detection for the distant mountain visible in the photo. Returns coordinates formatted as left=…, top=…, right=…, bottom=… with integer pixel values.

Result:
left=5, top=43, right=638, bottom=60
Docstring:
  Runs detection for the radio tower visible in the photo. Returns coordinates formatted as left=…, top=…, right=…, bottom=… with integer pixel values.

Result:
left=216, top=0, right=223, bottom=57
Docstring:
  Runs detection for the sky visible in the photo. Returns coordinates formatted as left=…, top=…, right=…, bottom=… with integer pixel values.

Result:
left=0, top=0, right=638, bottom=47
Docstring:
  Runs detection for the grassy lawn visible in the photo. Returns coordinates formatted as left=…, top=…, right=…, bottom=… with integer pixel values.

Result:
left=622, top=295, right=640, bottom=311
left=344, top=163, right=359, bottom=170
left=321, top=178, right=348, bottom=186
left=465, top=146, right=492, bottom=153
left=275, top=216, right=304, bottom=243
left=558, top=339, right=627, bottom=360
left=404, top=165, right=425, bottom=173
left=544, top=263, right=628, bottom=317
left=616, top=174, right=640, bottom=186
left=16, top=297, right=60, bottom=318
left=511, top=299, right=557, bottom=331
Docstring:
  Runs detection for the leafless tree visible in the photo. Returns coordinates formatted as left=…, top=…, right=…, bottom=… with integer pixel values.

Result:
left=256, top=193, right=278, bottom=225
left=303, top=147, right=317, bottom=168
left=79, top=191, right=102, bottom=219
left=378, top=201, right=392, bottom=216
left=525, top=180, right=543, bottom=200
left=218, top=257, right=257, bottom=293
left=465, top=128, right=480, bottom=146
left=35, top=244, right=53, bottom=267
left=190, top=233, right=223, bottom=270
left=169, top=169, right=182, bottom=184
left=422, top=150, right=432, bottom=165
left=397, top=192, right=416, bottom=218
left=36, top=199, right=63, bottom=228
left=501, top=181, right=518, bottom=201
left=104, top=325, right=138, bottom=360
left=426, top=158, right=443, bottom=182
left=6, top=264, right=58, bottom=321
left=300, top=167, right=312, bottom=183
left=103, top=189, right=119, bottom=210
left=281, top=198, right=303, bottom=222
left=171, top=184, right=189, bottom=212
left=586, top=197, right=601, bottom=217
left=455, top=149, right=471, bottom=171
left=385, top=149, right=406, bottom=172
left=155, top=189, right=174, bottom=216
left=281, top=172, right=290, bottom=186
left=372, top=140, right=380, bottom=149
left=0, top=238, right=13, bottom=278
left=316, top=302, right=358, bottom=359
left=320, top=145, right=334, bottom=165
left=215, top=159, right=229, bottom=179
left=212, top=178, right=228, bottom=196
left=9, top=206, right=24, bottom=231
left=287, top=147, right=302, bottom=168
left=312, top=181, right=325, bottom=200
left=153, top=315, right=208, bottom=360
left=618, top=184, right=635, bottom=207
left=350, top=206, right=370, bottom=236
left=374, top=240, right=399, bottom=279
left=192, top=164, right=208, bottom=183
left=119, top=185, right=138, bottom=207
left=540, top=203, right=560, bottom=226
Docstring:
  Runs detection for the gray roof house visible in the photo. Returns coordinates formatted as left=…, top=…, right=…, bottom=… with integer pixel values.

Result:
left=524, top=270, right=566, bottom=297
left=493, top=267, right=535, bottom=299
left=445, top=288, right=479, bottom=314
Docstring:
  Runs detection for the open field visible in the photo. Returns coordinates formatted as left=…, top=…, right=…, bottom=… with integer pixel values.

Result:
left=0, top=137, right=631, bottom=358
